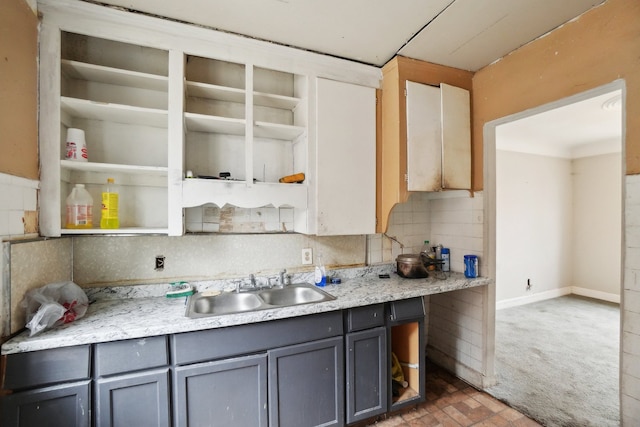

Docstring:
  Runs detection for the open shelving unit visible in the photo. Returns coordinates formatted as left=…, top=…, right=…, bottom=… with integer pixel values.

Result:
left=56, top=32, right=170, bottom=235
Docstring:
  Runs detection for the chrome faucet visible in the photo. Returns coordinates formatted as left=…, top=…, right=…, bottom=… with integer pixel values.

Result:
left=279, top=269, right=287, bottom=287
left=249, top=274, right=257, bottom=288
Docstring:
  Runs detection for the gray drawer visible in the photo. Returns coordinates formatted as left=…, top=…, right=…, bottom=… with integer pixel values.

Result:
left=172, top=311, right=343, bottom=365
left=95, top=336, right=169, bottom=377
left=2, top=345, right=90, bottom=390
left=345, top=304, right=384, bottom=332
left=388, top=297, right=425, bottom=323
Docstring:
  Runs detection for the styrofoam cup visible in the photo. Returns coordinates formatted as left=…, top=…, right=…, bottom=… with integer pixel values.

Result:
left=65, top=128, right=88, bottom=161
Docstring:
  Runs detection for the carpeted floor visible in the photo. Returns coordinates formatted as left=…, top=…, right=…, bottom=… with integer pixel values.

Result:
left=486, top=295, right=620, bottom=427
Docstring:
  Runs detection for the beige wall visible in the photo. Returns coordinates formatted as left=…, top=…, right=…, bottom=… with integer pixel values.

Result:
left=0, top=0, right=38, bottom=179
left=472, top=0, right=640, bottom=189
left=473, top=0, right=640, bottom=422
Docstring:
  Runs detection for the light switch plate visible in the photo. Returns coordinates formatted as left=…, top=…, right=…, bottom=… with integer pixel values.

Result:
left=302, top=248, right=312, bottom=265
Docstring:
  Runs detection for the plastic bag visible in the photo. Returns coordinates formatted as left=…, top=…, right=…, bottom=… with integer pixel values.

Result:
left=22, top=281, right=89, bottom=336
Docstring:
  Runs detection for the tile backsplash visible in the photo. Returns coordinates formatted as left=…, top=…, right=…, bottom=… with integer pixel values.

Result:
left=0, top=172, right=38, bottom=238
left=367, top=190, right=484, bottom=273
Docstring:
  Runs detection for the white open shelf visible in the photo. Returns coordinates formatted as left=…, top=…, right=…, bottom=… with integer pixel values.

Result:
left=61, top=159, right=168, bottom=176
left=184, top=113, right=246, bottom=134
left=61, top=97, right=168, bottom=128
left=186, top=81, right=245, bottom=103
left=61, top=227, right=169, bottom=235
left=61, top=59, right=168, bottom=91
left=254, top=91, right=300, bottom=110
left=254, top=121, right=305, bottom=140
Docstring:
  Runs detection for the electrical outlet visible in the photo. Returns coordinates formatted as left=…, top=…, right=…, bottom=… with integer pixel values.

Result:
left=155, top=255, right=165, bottom=271
left=526, top=278, right=532, bottom=291
left=302, top=248, right=313, bottom=265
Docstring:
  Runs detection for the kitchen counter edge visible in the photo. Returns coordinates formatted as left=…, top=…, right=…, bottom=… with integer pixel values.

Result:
left=1, top=270, right=491, bottom=355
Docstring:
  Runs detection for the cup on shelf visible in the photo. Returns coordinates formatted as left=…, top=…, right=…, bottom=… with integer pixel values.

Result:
left=65, top=128, right=88, bottom=162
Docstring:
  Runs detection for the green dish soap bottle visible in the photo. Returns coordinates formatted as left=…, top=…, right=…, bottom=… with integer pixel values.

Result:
left=100, top=178, right=120, bottom=229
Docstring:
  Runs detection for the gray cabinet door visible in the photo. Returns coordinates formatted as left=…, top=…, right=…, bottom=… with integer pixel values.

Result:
left=268, top=336, right=344, bottom=427
left=1, top=380, right=90, bottom=427
left=346, top=327, right=387, bottom=424
left=95, top=368, right=170, bottom=427
left=173, top=353, right=268, bottom=427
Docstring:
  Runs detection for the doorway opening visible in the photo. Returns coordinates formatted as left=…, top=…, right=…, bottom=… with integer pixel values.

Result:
left=483, top=81, right=624, bottom=426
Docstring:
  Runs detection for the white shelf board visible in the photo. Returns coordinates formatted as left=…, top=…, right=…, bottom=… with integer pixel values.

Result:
left=186, top=81, right=245, bottom=103
left=61, top=97, right=168, bottom=128
left=254, top=91, right=300, bottom=110
left=185, top=112, right=246, bottom=135
left=61, top=227, right=169, bottom=235
left=61, top=159, right=168, bottom=176
left=254, top=121, right=305, bottom=140
left=61, top=59, right=168, bottom=92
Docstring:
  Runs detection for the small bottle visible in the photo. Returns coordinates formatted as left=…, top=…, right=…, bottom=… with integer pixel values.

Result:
left=420, top=240, right=430, bottom=256
left=100, top=178, right=120, bottom=229
left=464, top=255, right=478, bottom=278
left=441, top=248, right=450, bottom=272
left=314, top=256, right=327, bottom=287
left=65, top=184, right=93, bottom=229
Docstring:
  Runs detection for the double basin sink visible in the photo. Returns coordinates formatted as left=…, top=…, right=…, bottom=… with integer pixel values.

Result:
left=186, top=283, right=336, bottom=318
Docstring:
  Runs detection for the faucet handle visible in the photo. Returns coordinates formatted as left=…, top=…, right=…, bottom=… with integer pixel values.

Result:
left=279, top=269, right=287, bottom=287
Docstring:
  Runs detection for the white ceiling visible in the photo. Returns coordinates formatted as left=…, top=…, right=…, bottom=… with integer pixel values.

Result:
left=87, top=0, right=605, bottom=71
left=496, top=90, right=623, bottom=159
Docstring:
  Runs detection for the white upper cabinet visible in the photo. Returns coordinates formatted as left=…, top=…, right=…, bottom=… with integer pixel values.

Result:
left=315, top=78, right=376, bottom=236
left=37, top=0, right=380, bottom=237
left=405, top=81, right=471, bottom=192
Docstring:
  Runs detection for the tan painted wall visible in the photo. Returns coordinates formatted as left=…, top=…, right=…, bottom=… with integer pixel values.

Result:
left=472, top=0, right=640, bottom=190
left=0, top=0, right=38, bottom=179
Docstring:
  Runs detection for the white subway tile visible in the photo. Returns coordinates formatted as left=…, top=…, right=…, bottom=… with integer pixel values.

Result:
left=185, top=222, right=203, bottom=233
left=622, top=373, right=640, bottom=401
left=23, top=187, right=37, bottom=211
left=185, top=206, right=203, bottom=223
left=0, top=210, right=9, bottom=237
left=8, top=185, right=22, bottom=211
left=279, top=208, right=294, bottom=223
left=8, top=211, right=23, bottom=236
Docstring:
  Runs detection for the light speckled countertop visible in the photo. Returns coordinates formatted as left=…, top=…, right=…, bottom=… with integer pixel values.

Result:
left=1, top=265, right=491, bottom=355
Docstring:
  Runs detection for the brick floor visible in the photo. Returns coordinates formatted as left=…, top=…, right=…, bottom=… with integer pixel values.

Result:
left=361, top=363, right=541, bottom=427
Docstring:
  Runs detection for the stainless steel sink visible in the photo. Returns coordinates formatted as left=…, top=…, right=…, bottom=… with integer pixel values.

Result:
left=258, top=286, right=328, bottom=306
left=186, top=283, right=336, bottom=318
left=191, top=292, right=263, bottom=315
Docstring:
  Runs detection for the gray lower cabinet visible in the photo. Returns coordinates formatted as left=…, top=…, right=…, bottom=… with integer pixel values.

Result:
left=93, top=336, right=171, bottom=427
left=346, top=327, right=387, bottom=424
left=0, top=380, right=91, bottom=427
left=95, top=369, right=171, bottom=427
left=345, top=304, right=387, bottom=425
left=173, top=354, right=268, bottom=427
left=0, top=345, right=91, bottom=427
left=268, top=336, right=344, bottom=427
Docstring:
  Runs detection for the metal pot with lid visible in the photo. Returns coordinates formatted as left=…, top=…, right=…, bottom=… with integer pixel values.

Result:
left=396, top=253, right=429, bottom=279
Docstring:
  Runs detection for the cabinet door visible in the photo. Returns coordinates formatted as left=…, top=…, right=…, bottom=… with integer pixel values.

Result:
left=346, top=327, right=387, bottom=424
left=406, top=80, right=441, bottom=192
left=95, top=368, right=170, bottom=427
left=268, top=336, right=344, bottom=427
left=173, top=354, right=268, bottom=427
left=316, top=78, right=376, bottom=235
left=405, top=81, right=471, bottom=191
left=1, top=380, right=90, bottom=427
left=440, top=83, right=471, bottom=189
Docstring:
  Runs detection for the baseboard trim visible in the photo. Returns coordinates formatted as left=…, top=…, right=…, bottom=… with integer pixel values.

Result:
left=497, top=286, right=620, bottom=309
left=571, top=286, right=620, bottom=304
left=496, top=287, right=572, bottom=310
